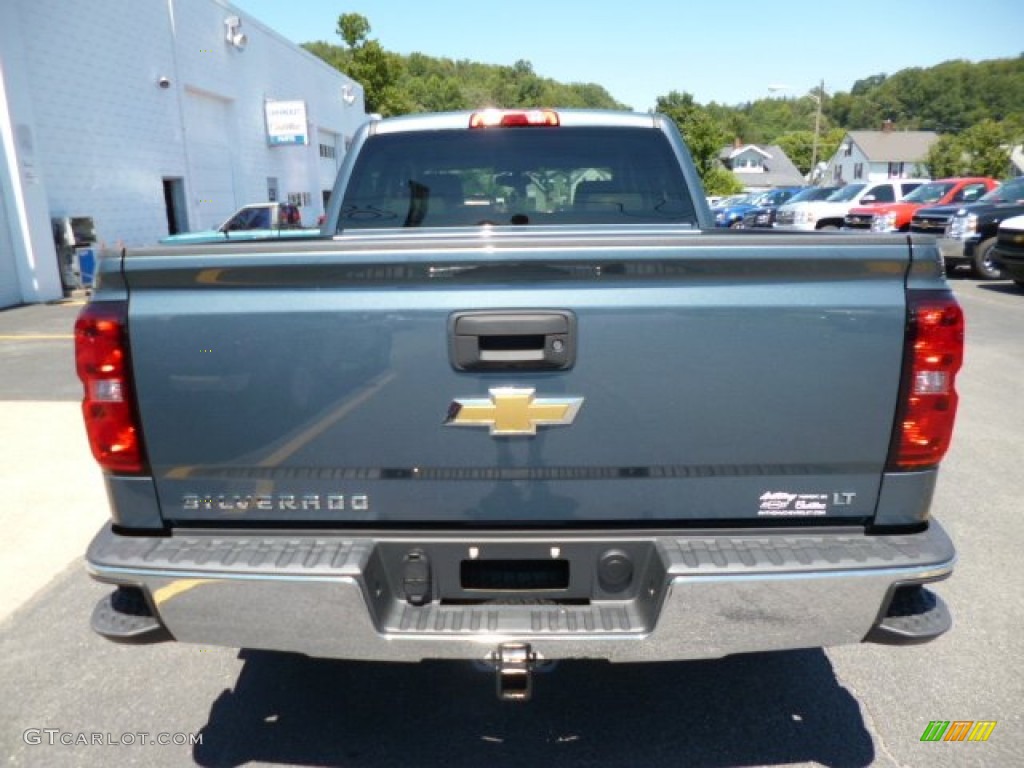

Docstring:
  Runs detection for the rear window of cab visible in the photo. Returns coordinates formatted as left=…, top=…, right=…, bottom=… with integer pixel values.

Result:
left=336, top=126, right=697, bottom=230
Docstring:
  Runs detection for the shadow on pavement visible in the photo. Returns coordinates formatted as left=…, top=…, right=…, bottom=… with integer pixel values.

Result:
left=975, top=281, right=1022, bottom=296
left=194, top=648, right=874, bottom=768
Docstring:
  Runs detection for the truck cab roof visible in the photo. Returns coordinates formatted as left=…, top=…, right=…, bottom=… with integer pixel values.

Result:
left=369, top=109, right=663, bottom=134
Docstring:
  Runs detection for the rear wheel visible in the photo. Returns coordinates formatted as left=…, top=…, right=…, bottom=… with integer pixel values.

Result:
left=971, top=237, right=1003, bottom=280
left=1014, top=280, right=1024, bottom=292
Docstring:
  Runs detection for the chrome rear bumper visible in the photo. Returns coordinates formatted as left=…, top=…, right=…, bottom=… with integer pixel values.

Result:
left=87, top=522, right=955, bottom=662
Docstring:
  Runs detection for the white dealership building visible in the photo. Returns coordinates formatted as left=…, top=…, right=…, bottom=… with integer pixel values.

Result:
left=0, top=0, right=366, bottom=308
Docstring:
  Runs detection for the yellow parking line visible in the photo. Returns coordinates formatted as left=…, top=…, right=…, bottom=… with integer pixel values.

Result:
left=153, top=578, right=215, bottom=606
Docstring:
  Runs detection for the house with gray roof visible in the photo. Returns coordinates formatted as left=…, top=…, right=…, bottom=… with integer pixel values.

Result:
left=717, top=140, right=805, bottom=190
left=824, top=122, right=938, bottom=185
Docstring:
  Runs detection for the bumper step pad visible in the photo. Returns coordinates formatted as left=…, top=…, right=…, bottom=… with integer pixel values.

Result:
left=865, top=585, right=952, bottom=645
left=91, top=586, right=172, bottom=644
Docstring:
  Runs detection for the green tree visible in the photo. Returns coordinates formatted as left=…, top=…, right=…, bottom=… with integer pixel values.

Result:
left=961, top=120, right=1014, bottom=177
left=309, top=21, right=1023, bottom=137
left=332, top=14, right=407, bottom=116
left=336, top=13, right=370, bottom=47
left=406, top=73, right=466, bottom=112
left=307, top=21, right=625, bottom=116
left=827, top=56, right=1023, bottom=132
left=490, top=60, right=546, bottom=107
left=925, top=120, right=1013, bottom=178
left=702, top=166, right=745, bottom=196
left=776, top=130, right=816, bottom=176
left=350, top=41, right=408, bottom=115
left=850, top=74, right=887, bottom=95
left=656, top=91, right=729, bottom=189
left=925, top=135, right=968, bottom=178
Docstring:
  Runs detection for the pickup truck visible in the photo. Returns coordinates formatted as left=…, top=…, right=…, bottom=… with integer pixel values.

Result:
left=843, top=177, right=996, bottom=233
left=936, top=176, right=1024, bottom=279
left=775, top=179, right=927, bottom=231
left=77, top=108, right=963, bottom=701
left=991, top=214, right=1024, bottom=290
left=160, top=202, right=319, bottom=245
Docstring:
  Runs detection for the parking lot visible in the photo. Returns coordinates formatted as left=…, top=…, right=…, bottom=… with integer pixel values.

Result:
left=1, top=279, right=1021, bottom=767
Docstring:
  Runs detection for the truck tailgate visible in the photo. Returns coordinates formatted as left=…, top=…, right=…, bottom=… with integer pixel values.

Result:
left=124, top=231, right=910, bottom=526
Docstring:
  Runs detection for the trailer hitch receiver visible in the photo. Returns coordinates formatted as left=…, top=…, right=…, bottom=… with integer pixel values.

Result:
left=493, top=642, right=536, bottom=701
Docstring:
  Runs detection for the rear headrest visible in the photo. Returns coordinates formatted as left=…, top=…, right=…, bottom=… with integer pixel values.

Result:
left=574, top=180, right=619, bottom=204
left=574, top=180, right=644, bottom=212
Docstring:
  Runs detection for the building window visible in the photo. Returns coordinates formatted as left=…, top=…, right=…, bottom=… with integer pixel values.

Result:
left=888, top=162, right=905, bottom=178
left=288, top=192, right=312, bottom=207
left=267, top=177, right=278, bottom=202
left=732, top=155, right=764, bottom=171
left=319, top=143, right=336, bottom=160
left=853, top=163, right=864, bottom=180
left=844, top=143, right=853, bottom=157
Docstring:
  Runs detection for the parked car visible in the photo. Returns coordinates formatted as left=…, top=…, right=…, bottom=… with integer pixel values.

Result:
left=708, top=193, right=754, bottom=227
left=911, top=204, right=962, bottom=237
left=991, top=214, right=1024, bottom=291
left=843, top=177, right=997, bottom=232
left=740, top=186, right=839, bottom=229
left=713, top=187, right=804, bottom=228
left=160, top=202, right=317, bottom=245
left=937, top=176, right=1024, bottom=279
left=775, top=179, right=928, bottom=231
left=714, top=194, right=750, bottom=208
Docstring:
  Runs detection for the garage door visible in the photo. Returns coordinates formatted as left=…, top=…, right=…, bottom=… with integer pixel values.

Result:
left=184, top=91, right=235, bottom=231
left=0, top=182, right=22, bottom=308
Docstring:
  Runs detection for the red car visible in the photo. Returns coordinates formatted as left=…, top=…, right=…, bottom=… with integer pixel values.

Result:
left=843, top=177, right=998, bottom=232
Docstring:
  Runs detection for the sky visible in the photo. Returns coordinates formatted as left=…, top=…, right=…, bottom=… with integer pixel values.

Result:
left=231, top=0, right=1023, bottom=112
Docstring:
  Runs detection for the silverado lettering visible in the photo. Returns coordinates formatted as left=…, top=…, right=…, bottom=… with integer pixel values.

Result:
left=181, top=494, right=369, bottom=512
left=78, top=108, right=963, bottom=701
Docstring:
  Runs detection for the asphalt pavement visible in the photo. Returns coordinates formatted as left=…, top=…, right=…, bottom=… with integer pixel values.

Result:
left=0, top=298, right=109, bottom=624
left=1, top=281, right=1021, bottom=767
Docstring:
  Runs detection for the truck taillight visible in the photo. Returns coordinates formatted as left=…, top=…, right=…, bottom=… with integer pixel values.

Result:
left=75, top=302, right=146, bottom=474
left=887, top=292, right=964, bottom=471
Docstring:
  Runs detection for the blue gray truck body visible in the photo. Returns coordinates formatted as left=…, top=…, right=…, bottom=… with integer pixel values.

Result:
left=80, top=110, right=961, bottom=699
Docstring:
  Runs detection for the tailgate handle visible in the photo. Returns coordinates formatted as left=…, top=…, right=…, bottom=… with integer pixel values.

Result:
left=450, top=310, right=576, bottom=371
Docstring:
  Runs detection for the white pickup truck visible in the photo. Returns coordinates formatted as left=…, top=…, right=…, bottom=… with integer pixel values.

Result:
left=775, top=179, right=927, bottom=231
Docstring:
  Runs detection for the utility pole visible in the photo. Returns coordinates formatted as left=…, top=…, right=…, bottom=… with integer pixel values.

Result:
left=809, top=79, right=824, bottom=183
